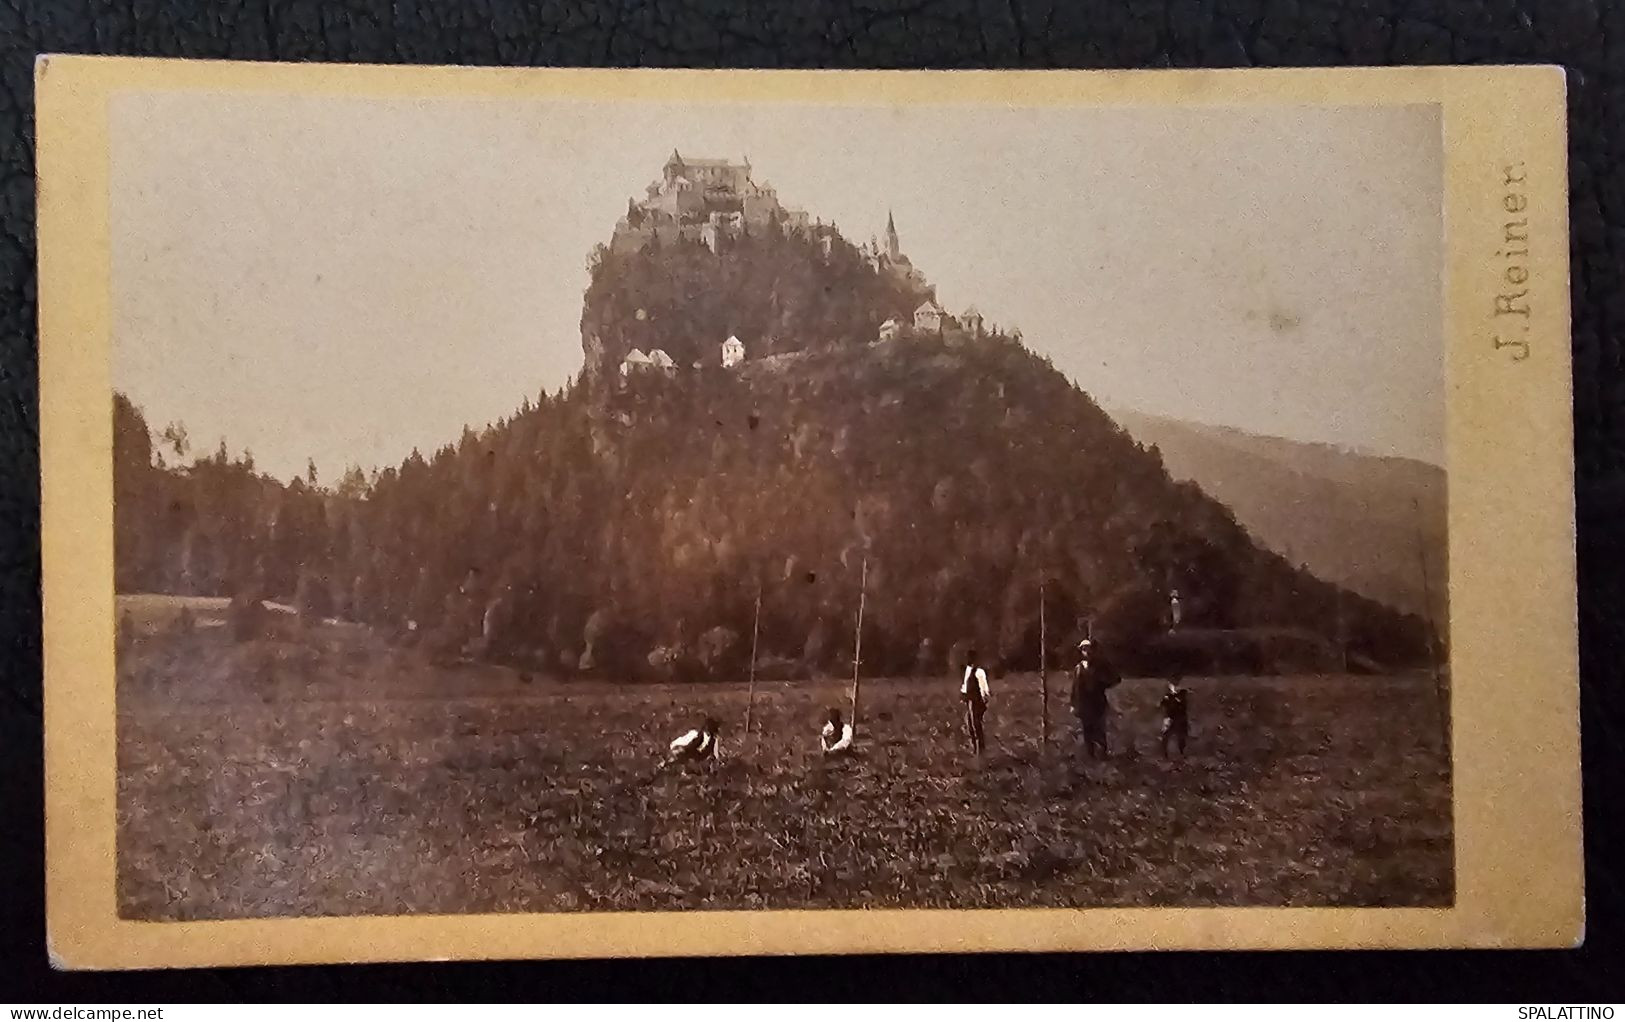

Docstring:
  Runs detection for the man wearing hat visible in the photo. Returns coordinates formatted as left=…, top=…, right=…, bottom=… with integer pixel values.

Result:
left=1070, top=637, right=1121, bottom=760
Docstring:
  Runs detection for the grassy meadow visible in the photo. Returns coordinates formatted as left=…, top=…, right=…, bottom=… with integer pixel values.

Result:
left=116, top=596, right=1453, bottom=920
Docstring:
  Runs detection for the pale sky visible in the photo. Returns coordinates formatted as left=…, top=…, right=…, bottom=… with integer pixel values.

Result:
left=111, top=92, right=1443, bottom=483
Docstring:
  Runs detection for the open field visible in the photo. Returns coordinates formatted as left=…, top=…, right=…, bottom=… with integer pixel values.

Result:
left=119, top=593, right=300, bottom=632
left=118, top=593, right=233, bottom=629
left=116, top=606, right=1453, bottom=920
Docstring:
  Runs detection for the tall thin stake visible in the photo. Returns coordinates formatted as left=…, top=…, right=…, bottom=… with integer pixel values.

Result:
left=1039, top=575, right=1049, bottom=755
left=1412, top=497, right=1450, bottom=758
left=744, top=581, right=762, bottom=745
left=850, top=554, right=868, bottom=727
left=1336, top=587, right=1349, bottom=674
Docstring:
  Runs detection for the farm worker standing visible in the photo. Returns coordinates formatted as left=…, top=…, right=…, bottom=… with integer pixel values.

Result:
left=1071, top=638, right=1121, bottom=760
left=669, top=717, right=722, bottom=762
left=1159, top=678, right=1191, bottom=758
left=820, top=707, right=854, bottom=755
left=960, top=649, right=992, bottom=755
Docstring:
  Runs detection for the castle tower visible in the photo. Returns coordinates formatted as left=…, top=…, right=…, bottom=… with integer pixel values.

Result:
left=885, top=210, right=902, bottom=261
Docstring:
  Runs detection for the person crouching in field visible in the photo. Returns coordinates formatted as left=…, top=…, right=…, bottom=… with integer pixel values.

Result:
left=1071, top=638, right=1121, bottom=760
left=960, top=649, right=992, bottom=755
left=820, top=708, right=854, bottom=756
left=669, top=717, right=722, bottom=763
left=1159, top=678, right=1191, bottom=758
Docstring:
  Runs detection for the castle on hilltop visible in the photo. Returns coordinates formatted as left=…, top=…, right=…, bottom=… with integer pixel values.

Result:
left=609, top=153, right=934, bottom=298
left=611, top=151, right=813, bottom=254
left=601, top=153, right=1011, bottom=382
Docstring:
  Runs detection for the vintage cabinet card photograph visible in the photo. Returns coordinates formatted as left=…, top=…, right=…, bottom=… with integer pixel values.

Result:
left=36, top=58, right=1580, bottom=968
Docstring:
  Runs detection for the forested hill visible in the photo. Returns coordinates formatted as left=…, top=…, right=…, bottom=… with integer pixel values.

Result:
left=114, top=222, right=1436, bottom=681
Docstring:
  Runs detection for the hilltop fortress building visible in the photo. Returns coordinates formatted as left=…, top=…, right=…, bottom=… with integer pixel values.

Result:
left=604, top=153, right=1001, bottom=379
left=610, top=153, right=932, bottom=296
left=612, top=152, right=812, bottom=254
left=863, top=211, right=930, bottom=292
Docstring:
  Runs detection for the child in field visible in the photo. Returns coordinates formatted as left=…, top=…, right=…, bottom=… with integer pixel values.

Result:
left=669, top=717, right=722, bottom=762
left=960, top=649, right=992, bottom=755
left=820, top=707, right=854, bottom=755
left=1158, top=679, right=1190, bottom=758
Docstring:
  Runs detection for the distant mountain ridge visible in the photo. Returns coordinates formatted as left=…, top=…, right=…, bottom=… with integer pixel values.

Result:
left=1109, top=408, right=1447, bottom=626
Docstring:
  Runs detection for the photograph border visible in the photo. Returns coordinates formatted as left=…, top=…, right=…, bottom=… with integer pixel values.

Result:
left=38, top=57, right=1579, bottom=968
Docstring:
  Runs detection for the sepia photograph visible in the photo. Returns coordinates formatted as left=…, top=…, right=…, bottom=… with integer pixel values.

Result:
left=107, top=90, right=1451, bottom=920
left=37, top=59, right=1581, bottom=965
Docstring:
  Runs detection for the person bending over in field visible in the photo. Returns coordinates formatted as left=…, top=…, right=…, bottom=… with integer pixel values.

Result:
left=961, top=649, right=992, bottom=755
left=669, top=716, right=722, bottom=762
left=1158, top=678, right=1190, bottom=758
left=820, top=707, right=855, bottom=756
left=1071, top=638, right=1121, bottom=760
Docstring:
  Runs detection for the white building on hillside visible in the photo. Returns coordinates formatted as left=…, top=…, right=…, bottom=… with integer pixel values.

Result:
left=620, top=348, right=652, bottom=376
left=722, top=335, right=746, bottom=368
left=647, top=348, right=677, bottom=371
left=914, top=300, right=946, bottom=335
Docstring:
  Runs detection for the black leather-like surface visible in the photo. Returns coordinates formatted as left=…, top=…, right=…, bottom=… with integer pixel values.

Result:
left=1, top=0, right=1620, bottom=999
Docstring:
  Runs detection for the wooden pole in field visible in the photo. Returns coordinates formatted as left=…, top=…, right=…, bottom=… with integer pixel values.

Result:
left=850, top=554, right=868, bottom=727
left=1411, top=497, right=1450, bottom=758
left=1039, top=575, right=1048, bottom=755
left=744, top=580, right=762, bottom=745
left=1336, top=587, right=1349, bottom=674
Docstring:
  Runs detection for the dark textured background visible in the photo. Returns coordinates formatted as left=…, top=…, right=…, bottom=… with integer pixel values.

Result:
left=1, top=0, right=1620, bottom=1000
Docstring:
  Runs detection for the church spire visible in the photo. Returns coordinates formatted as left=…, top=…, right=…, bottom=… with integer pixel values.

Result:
left=885, top=209, right=901, bottom=261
